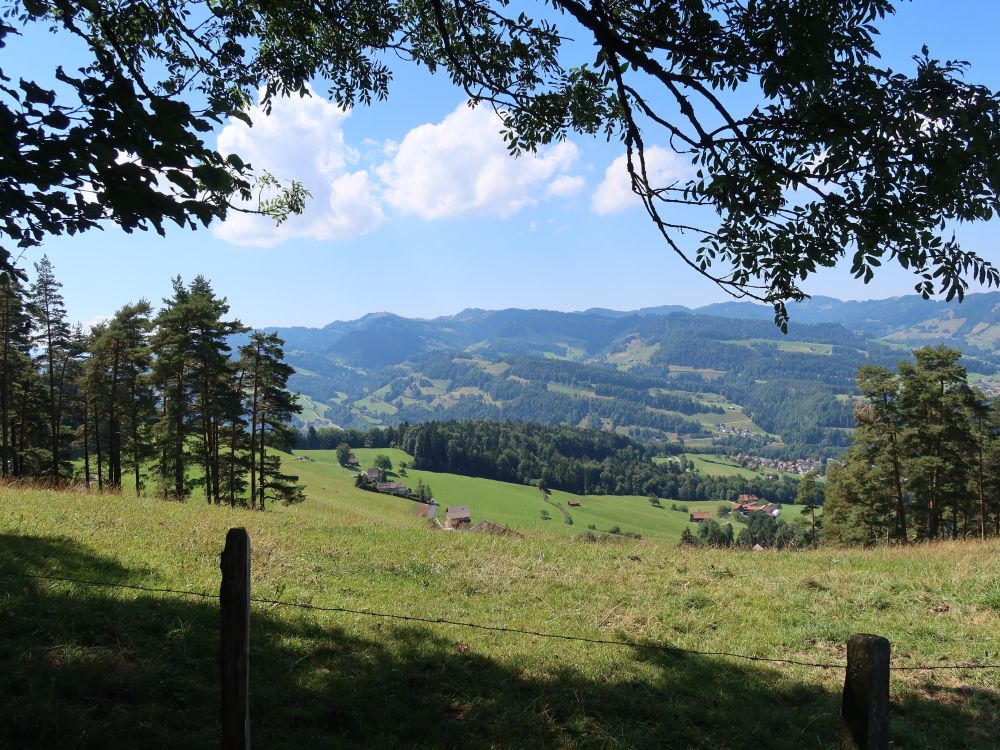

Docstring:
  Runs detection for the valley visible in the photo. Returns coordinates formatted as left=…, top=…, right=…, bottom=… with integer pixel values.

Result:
left=271, top=293, right=1000, bottom=461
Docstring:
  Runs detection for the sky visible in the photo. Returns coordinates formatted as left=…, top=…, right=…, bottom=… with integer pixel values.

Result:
left=9, top=1, right=1000, bottom=329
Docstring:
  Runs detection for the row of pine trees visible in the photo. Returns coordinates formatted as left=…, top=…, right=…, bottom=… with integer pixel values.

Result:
left=0, top=257, right=303, bottom=508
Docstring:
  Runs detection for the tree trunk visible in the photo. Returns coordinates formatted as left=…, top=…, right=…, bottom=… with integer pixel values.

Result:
left=94, top=400, right=103, bottom=492
left=130, top=377, right=141, bottom=497
left=108, top=340, right=121, bottom=489
left=248, top=358, right=259, bottom=509
left=258, top=417, right=266, bottom=510
left=0, top=296, right=10, bottom=477
left=229, top=368, right=245, bottom=507
left=83, top=394, right=91, bottom=489
left=173, top=368, right=185, bottom=497
left=46, top=304, right=58, bottom=479
left=887, top=426, right=907, bottom=542
left=52, top=352, right=71, bottom=484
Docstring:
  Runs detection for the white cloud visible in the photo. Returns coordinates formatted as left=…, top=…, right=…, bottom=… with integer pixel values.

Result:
left=546, top=174, right=586, bottom=198
left=213, top=88, right=384, bottom=247
left=379, top=102, right=581, bottom=219
left=591, top=146, right=689, bottom=215
left=79, top=314, right=112, bottom=333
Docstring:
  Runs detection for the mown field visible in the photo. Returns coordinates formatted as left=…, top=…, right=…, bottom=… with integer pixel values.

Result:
left=0, top=482, right=997, bottom=749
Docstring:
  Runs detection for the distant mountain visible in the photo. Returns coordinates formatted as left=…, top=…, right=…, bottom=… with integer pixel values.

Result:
left=690, top=293, right=999, bottom=341
left=266, top=293, right=1000, bottom=457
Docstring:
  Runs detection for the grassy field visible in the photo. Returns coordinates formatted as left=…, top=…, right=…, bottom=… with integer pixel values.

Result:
left=297, top=448, right=732, bottom=540
left=0, top=482, right=998, bottom=749
left=727, top=339, right=834, bottom=356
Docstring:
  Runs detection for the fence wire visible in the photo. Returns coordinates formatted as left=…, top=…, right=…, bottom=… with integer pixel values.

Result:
left=2, top=569, right=998, bottom=673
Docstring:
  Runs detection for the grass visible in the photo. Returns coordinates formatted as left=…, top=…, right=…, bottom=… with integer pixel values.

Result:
left=546, top=382, right=598, bottom=398
left=727, top=339, right=834, bottom=356
left=298, top=449, right=730, bottom=540
left=0, top=482, right=998, bottom=749
left=667, top=365, right=727, bottom=381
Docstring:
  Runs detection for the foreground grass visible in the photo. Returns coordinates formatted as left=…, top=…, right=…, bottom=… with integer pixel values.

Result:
left=0, top=484, right=998, bottom=748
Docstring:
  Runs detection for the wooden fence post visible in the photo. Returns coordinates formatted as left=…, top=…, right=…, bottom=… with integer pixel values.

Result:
left=840, top=633, right=890, bottom=750
left=221, top=527, right=251, bottom=750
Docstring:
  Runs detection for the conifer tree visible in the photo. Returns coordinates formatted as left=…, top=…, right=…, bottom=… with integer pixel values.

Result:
left=0, top=269, right=32, bottom=476
left=89, top=302, right=155, bottom=493
left=897, top=347, right=977, bottom=540
left=28, top=256, right=72, bottom=479
left=239, top=332, right=303, bottom=508
left=796, top=471, right=821, bottom=548
left=854, top=365, right=909, bottom=541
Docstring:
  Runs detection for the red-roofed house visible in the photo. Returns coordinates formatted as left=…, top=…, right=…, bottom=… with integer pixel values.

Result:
left=568, top=499, right=581, bottom=507
left=689, top=512, right=712, bottom=523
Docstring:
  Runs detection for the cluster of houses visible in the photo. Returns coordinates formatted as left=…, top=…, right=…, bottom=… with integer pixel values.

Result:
left=689, top=495, right=782, bottom=523
left=714, top=424, right=757, bottom=439
left=359, top=466, right=409, bottom=494
left=737, top=454, right=824, bottom=476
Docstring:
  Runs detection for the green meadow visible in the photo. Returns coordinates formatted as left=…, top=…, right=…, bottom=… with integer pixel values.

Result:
left=297, top=448, right=740, bottom=540
left=0, top=481, right=997, bottom=749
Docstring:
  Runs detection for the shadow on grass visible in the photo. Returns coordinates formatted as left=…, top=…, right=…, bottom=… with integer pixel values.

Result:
left=0, top=534, right=997, bottom=749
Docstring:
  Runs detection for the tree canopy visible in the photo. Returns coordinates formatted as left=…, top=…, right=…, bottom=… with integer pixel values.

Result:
left=4, top=1, right=1000, bottom=325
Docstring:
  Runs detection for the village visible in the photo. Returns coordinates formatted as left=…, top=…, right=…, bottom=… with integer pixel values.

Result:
left=736, top=454, right=825, bottom=476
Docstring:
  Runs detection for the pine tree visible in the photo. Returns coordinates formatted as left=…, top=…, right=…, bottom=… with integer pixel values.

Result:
left=239, top=332, right=303, bottom=508
left=28, top=256, right=72, bottom=479
left=854, top=365, right=909, bottom=541
left=89, top=302, right=156, bottom=493
left=898, top=347, right=977, bottom=540
left=796, top=471, right=821, bottom=548
left=0, top=269, right=32, bottom=476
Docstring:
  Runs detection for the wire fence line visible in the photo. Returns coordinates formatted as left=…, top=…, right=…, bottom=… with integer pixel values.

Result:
left=2, top=568, right=998, bottom=673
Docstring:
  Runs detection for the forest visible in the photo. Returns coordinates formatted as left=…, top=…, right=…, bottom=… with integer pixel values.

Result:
left=0, top=257, right=303, bottom=508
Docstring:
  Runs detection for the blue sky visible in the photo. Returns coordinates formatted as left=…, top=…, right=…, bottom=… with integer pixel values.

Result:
left=10, top=1, right=1000, bottom=329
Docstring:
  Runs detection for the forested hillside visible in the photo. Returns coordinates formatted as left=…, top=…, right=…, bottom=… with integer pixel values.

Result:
left=272, top=299, right=1000, bottom=457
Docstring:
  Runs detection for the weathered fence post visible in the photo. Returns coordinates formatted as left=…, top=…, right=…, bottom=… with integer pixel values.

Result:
left=840, top=633, right=890, bottom=750
left=221, top=527, right=251, bottom=750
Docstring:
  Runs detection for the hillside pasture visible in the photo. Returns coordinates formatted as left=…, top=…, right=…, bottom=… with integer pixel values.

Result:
left=297, top=449, right=733, bottom=540
left=0, top=486, right=997, bottom=749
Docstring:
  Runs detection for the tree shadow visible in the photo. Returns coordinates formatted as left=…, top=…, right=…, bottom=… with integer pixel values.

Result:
left=0, top=535, right=996, bottom=749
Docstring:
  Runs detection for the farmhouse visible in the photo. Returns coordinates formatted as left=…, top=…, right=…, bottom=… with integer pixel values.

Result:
left=733, top=503, right=782, bottom=518
left=376, top=481, right=408, bottom=495
left=568, top=499, right=581, bottom=507
left=365, top=468, right=381, bottom=482
left=689, top=512, right=712, bottom=523
left=345, top=453, right=359, bottom=467
left=446, top=505, right=472, bottom=530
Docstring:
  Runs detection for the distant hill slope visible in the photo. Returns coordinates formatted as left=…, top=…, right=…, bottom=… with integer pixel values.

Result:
left=262, top=294, right=1000, bottom=455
